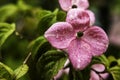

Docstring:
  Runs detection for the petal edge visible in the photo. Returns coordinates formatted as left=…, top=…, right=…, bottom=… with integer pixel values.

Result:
left=83, top=26, right=109, bottom=56
left=66, top=39, right=92, bottom=70
left=44, top=22, right=75, bottom=49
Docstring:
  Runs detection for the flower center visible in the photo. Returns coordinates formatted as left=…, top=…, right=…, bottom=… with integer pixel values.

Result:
left=77, top=32, right=83, bottom=38
left=72, top=5, right=77, bottom=8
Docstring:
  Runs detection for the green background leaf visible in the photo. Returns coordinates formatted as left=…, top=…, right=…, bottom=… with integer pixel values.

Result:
left=28, top=36, right=47, bottom=58
left=93, top=55, right=109, bottom=67
left=0, top=23, right=15, bottom=47
left=0, top=4, right=17, bottom=22
left=14, top=64, right=29, bottom=80
left=27, top=36, right=54, bottom=80
left=37, top=13, right=57, bottom=35
left=37, top=9, right=66, bottom=36
left=56, top=10, right=66, bottom=21
left=109, top=66, right=120, bottom=80
left=28, top=36, right=53, bottom=61
left=36, top=50, right=67, bottom=80
left=0, top=62, right=14, bottom=80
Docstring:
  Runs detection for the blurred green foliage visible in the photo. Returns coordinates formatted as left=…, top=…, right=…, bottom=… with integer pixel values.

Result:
left=0, top=0, right=66, bottom=80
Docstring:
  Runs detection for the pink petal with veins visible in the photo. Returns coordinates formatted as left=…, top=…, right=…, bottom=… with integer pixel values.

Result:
left=90, top=71, right=109, bottom=80
left=83, top=26, right=109, bottom=56
left=59, top=0, right=72, bottom=11
left=86, top=10, right=95, bottom=26
left=66, top=39, right=92, bottom=70
left=66, top=9, right=90, bottom=32
left=76, top=0, right=89, bottom=9
left=44, top=22, right=76, bottom=49
left=59, top=0, right=89, bottom=11
left=100, top=73, right=109, bottom=79
left=91, top=64, right=105, bottom=72
left=90, top=64, right=109, bottom=80
left=90, top=71, right=100, bottom=80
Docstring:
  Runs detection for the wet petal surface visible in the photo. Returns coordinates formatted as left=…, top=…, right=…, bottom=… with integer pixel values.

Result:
left=59, top=0, right=89, bottom=11
left=44, top=22, right=76, bottom=49
left=66, top=9, right=90, bottom=32
left=100, top=73, right=109, bottom=79
left=59, top=0, right=72, bottom=11
left=90, top=71, right=100, bottom=80
left=91, top=64, right=105, bottom=72
left=66, top=38, right=92, bottom=70
left=86, top=10, right=95, bottom=26
left=83, top=26, right=109, bottom=56
left=74, top=0, right=89, bottom=9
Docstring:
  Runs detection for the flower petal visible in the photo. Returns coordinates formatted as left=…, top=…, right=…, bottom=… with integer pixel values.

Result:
left=100, top=73, right=109, bottom=79
left=59, top=0, right=89, bottom=11
left=66, top=39, right=92, bottom=70
left=66, top=9, right=90, bottom=32
left=90, top=71, right=100, bottom=80
left=59, top=0, right=72, bottom=11
left=83, top=26, right=109, bottom=56
left=91, top=64, right=105, bottom=72
left=73, top=0, right=89, bottom=9
left=86, top=10, right=95, bottom=26
left=44, top=22, right=75, bottom=49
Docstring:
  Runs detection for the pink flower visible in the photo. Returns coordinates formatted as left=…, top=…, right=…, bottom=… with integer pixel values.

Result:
left=86, top=10, right=95, bottom=26
left=90, top=64, right=109, bottom=80
left=66, top=9, right=95, bottom=32
left=59, top=0, right=89, bottom=11
left=44, top=9, right=109, bottom=70
left=44, top=23, right=108, bottom=70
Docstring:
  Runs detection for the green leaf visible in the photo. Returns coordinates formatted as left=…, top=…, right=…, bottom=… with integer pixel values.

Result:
left=0, top=78, right=7, bottom=80
left=14, top=64, right=29, bottom=80
left=28, top=36, right=47, bottom=54
left=37, top=9, right=66, bottom=35
left=117, top=59, right=120, bottom=66
left=35, top=9, right=51, bottom=20
left=28, top=36, right=53, bottom=61
left=17, top=0, right=31, bottom=11
left=0, top=23, right=15, bottom=47
left=0, top=4, right=17, bottom=22
left=109, top=66, right=120, bottom=80
left=94, top=55, right=109, bottom=67
left=27, top=36, right=53, bottom=80
left=72, top=70, right=84, bottom=80
left=108, top=56, right=117, bottom=64
left=57, top=10, right=66, bottom=21
left=37, top=12, right=57, bottom=35
left=0, top=62, right=14, bottom=80
left=36, top=50, right=67, bottom=80
left=53, top=8, right=59, bottom=15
